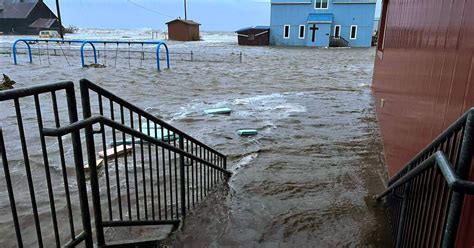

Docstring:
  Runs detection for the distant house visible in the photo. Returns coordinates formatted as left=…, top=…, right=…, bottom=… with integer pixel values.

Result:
left=0, top=0, right=62, bottom=35
left=270, top=0, right=376, bottom=47
left=236, top=26, right=270, bottom=46
left=166, top=19, right=201, bottom=41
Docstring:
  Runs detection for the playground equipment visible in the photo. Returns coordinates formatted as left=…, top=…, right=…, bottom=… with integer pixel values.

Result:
left=12, top=39, right=170, bottom=71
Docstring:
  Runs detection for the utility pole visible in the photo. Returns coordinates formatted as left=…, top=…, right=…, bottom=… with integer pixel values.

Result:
left=184, top=0, right=187, bottom=20
left=55, top=0, right=64, bottom=39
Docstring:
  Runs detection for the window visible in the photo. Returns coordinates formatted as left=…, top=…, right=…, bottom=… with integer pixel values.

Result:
left=283, top=25, right=290, bottom=39
left=334, top=25, right=341, bottom=37
left=298, top=25, right=305, bottom=39
left=350, top=25, right=357, bottom=39
left=248, top=34, right=255, bottom=40
left=315, top=0, right=329, bottom=9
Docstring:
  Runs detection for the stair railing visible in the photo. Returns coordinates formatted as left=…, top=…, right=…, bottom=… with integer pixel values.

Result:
left=377, top=108, right=474, bottom=248
left=0, top=80, right=231, bottom=247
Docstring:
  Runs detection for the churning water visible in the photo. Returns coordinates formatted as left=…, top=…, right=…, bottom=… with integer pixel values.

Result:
left=0, top=30, right=392, bottom=247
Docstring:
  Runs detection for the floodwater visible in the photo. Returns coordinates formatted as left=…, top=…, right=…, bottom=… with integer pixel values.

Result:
left=0, top=33, right=392, bottom=247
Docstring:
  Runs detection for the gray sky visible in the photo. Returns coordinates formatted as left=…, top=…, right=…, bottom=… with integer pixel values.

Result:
left=44, top=0, right=381, bottom=31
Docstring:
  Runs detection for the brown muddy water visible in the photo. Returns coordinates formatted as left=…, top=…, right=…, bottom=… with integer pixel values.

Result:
left=0, top=42, right=392, bottom=247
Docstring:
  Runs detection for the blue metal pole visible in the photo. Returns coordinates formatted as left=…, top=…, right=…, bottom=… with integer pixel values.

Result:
left=80, top=41, right=98, bottom=68
left=12, top=39, right=33, bottom=65
left=156, top=42, right=170, bottom=71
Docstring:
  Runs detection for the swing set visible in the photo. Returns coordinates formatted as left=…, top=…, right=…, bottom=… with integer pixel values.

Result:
left=12, top=39, right=170, bottom=71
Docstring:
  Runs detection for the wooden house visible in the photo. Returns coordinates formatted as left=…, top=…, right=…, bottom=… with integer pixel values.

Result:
left=166, top=19, right=200, bottom=41
left=0, top=1, right=62, bottom=35
left=236, top=26, right=269, bottom=46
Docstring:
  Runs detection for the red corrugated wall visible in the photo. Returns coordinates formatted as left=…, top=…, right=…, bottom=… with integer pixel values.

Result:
left=372, top=0, right=474, bottom=246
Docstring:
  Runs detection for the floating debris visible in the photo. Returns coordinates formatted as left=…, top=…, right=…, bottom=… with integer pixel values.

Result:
left=204, top=107, right=232, bottom=115
left=0, top=74, right=16, bottom=90
left=84, top=63, right=106, bottom=68
left=99, top=145, right=133, bottom=159
left=238, top=129, right=258, bottom=136
left=139, top=123, right=179, bottom=142
left=84, top=159, right=104, bottom=173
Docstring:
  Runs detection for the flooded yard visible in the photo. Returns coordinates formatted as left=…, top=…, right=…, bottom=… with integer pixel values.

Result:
left=0, top=39, right=392, bottom=247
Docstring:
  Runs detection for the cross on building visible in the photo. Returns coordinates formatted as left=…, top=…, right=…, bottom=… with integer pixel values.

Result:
left=310, top=24, right=319, bottom=42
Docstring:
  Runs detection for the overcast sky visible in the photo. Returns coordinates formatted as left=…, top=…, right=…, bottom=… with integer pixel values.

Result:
left=43, top=0, right=381, bottom=31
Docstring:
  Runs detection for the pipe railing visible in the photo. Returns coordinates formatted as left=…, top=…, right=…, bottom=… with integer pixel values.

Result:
left=0, top=79, right=230, bottom=247
left=377, top=108, right=474, bottom=248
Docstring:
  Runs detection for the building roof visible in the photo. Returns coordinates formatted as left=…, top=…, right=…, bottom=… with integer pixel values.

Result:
left=166, top=19, right=201, bottom=26
left=307, top=13, right=334, bottom=24
left=28, top=18, right=57, bottom=28
left=0, top=2, right=37, bottom=19
left=236, top=26, right=270, bottom=33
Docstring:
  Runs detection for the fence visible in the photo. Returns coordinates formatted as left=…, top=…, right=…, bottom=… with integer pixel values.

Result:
left=10, top=39, right=170, bottom=71
left=377, top=108, right=474, bottom=247
left=0, top=42, right=243, bottom=67
left=0, top=79, right=231, bottom=247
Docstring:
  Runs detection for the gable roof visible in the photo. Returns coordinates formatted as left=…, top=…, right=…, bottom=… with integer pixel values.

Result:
left=236, top=26, right=269, bottom=33
left=0, top=2, right=37, bottom=19
left=166, top=19, right=201, bottom=26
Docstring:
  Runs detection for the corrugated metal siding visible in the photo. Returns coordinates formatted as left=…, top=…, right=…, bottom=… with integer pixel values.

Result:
left=372, top=0, right=474, bottom=246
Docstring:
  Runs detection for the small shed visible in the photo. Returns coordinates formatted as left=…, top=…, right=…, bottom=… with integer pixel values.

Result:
left=166, top=19, right=201, bottom=41
left=236, top=26, right=270, bottom=46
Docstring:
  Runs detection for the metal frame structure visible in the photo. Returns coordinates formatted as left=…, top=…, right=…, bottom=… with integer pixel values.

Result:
left=0, top=79, right=229, bottom=247
left=12, top=39, right=171, bottom=71
left=377, top=108, right=474, bottom=248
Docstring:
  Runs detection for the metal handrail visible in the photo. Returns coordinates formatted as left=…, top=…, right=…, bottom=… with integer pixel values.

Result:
left=377, top=151, right=474, bottom=199
left=43, top=115, right=232, bottom=176
left=0, top=80, right=230, bottom=247
left=329, top=36, right=349, bottom=47
left=80, top=79, right=227, bottom=159
left=377, top=108, right=474, bottom=248
left=387, top=108, right=473, bottom=185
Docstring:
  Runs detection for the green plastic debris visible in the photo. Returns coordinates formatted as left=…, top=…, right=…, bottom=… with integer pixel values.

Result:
left=139, top=123, right=178, bottom=142
left=238, top=129, right=258, bottom=136
left=204, top=107, right=232, bottom=115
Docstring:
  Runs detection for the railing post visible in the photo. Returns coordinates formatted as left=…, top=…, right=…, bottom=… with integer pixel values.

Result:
left=239, top=52, right=242, bottom=63
left=80, top=79, right=105, bottom=246
left=65, top=84, right=94, bottom=248
left=395, top=182, right=411, bottom=248
left=442, top=112, right=474, bottom=247
left=224, top=156, right=227, bottom=171
left=191, top=51, right=193, bottom=62
left=179, top=137, right=186, bottom=218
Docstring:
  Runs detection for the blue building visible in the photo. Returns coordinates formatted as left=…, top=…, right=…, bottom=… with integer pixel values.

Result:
left=270, top=0, right=376, bottom=47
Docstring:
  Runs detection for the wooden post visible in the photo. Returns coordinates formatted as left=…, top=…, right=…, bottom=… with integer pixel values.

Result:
left=55, top=0, right=64, bottom=39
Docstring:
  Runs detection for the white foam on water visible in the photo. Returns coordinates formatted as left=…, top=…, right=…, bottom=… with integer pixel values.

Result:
left=233, top=152, right=259, bottom=172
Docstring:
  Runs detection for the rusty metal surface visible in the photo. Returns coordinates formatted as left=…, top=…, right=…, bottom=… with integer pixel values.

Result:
left=372, top=0, right=474, bottom=246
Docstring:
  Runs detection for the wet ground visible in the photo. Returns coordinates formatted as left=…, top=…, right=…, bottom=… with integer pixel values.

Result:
left=0, top=39, right=392, bottom=247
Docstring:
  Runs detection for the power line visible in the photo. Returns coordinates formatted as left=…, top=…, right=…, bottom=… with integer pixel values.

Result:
left=126, top=0, right=175, bottom=19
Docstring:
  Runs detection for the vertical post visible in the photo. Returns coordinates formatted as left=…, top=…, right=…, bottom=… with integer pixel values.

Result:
left=79, top=79, right=105, bottom=246
left=179, top=137, right=186, bottom=218
left=224, top=156, right=227, bottom=171
left=55, top=0, right=64, bottom=39
left=65, top=83, right=94, bottom=247
left=442, top=113, right=474, bottom=247
left=239, top=52, right=242, bottom=63
left=184, top=0, right=187, bottom=20
left=190, top=50, right=193, bottom=62
left=0, top=129, right=23, bottom=247
left=395, top=182, right=411, bottom=248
